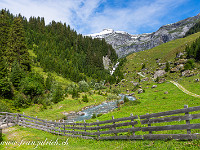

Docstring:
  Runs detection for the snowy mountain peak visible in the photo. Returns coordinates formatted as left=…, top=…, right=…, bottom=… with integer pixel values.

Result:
left=87, top=29, right=130, bottom=39
left=86, top=14, right=200, bottom=58
left=87, top=29, right=114, bottom=38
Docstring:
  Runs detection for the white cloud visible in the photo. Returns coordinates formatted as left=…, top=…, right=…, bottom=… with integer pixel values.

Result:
left=77, top=0, right=188, bottom=34
left=0, top=0, right=189, bottom=34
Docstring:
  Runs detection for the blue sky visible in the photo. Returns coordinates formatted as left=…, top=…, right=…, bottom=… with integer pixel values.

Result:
left=1, top=0, right=200, bottom=35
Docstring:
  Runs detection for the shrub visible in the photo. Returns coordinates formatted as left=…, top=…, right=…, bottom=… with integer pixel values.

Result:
left=72, top=88, right=80, bottom=99
left=112, top=88, right=121, bottom=95
left=97, top=113, right=102, bottom=117
left=78, top=80, right=89, bottom=92
left=45, top=73, right=54, bottom=91
left=0, top=77, right=12, bottom=98
left=155, top=77, right=160, bottom=82
left=133, top=84, right=139, bottom=92
left=0, top=101, right=11, bottom=112
left=92, top=113, right=96, bottom=119
left=51, top=83, right=64, bottom=103
left=123, top=96, right=129, bottom=103
left=14, top=92, right=31, bottom=108
left=82, top=94, right=89, bottom=103
left=107, top=94, right=119, bottom=101
left=142, top=63, right=146, bottom=69
left=184, top=59, right=195, bottom=70
left=20, top=73, right=45, bottom=99
left=165, top=62, right=170, bottom=72
left=66, top=83, right=78, bottom=94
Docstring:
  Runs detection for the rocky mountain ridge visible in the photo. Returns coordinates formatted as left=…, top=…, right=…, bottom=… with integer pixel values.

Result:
left=87, top=14, right=200, bottom=58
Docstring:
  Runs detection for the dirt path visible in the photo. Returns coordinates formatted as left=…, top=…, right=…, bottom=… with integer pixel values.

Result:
left=170, top=81, right=200, bottom=98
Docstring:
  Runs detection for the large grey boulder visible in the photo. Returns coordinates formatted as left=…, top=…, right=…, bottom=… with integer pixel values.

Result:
left=138, top=89, right=143, bottom=94
left=154, top=70, right=166, bottom=78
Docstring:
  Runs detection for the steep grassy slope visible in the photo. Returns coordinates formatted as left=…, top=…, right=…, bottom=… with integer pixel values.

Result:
left=119, top=32, right=200, bottom=92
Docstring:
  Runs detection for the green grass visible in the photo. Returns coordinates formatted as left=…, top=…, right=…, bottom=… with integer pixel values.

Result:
left=124, top=32, right=200, bottom=72
left=2, top=78, right=200, bottom=149
left=177, top=74, right=200, bottom=95
left=20, top=93, right=108, bottom=121
left=1, top=124, right=200, bottom=150
left=2, top=33, right=200, bottom=150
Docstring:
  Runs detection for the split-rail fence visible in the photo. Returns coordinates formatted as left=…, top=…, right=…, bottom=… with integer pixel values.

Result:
left=1, top=105, right=200, bottom=140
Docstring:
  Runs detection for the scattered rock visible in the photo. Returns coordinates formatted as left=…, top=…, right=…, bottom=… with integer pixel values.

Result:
left=177, top=64, right=184, bottom=70
left=156, top=59, right=161, bottom=63
left=181, top=70, right=194, bottom=77
left=141, top=77, right=149, bottom=82
left=131, top=82, right=139, bottom=86
left=154, top=70, right=166, bottom=78
left=158, top=63, right=166, bottom=66
left=62, top=112, right=69, bottom=115
left=128, top=93, right=135, bottom=96
left=77, top=111, right=85, bottom=116
left=170, top=67, right=179, bottom=73
left=152, top=85, right=157, bottom=88
left=138, top=89, right=143, bottom=94
left=159, top=65, right=166, bottom=70
left=164, top=91, right=169, bottom=94
left=158, top=78, right=166, bottom=84
left=195, top=78, right=199, bottom=82
left=69, top=111, right=76, bottom=114
left=120, top=101, right=124, bottom=104
left=175, top=59, right=187, bottom=65
left=176, top=52, right=184, bottom=58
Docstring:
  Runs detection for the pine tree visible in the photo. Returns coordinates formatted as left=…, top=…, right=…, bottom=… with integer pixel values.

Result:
left=6, top=17, right=31, bottom=71
left=9, top=61, right=24, bottom=88
left=0, top=58, right=12, bottom=98
left=0, top=9, right=10, bottom=57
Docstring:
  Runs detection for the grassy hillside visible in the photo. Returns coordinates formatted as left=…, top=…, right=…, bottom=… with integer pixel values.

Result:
left=126, top=32, right=200, bottom=71
left=118, top=32, right=200, bottom=92
left=2, top=33, right=200, bottom=149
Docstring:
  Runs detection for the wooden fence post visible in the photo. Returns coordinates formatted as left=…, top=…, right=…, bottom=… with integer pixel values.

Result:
left=63, top=120, right=65, bottom=135
left=147, top=113, right=152, bottom=134
left=50, top=120, right=52, bottom=133
left=72, top=120, right=75, bottom=135
left=35, top=116, right=37, bottom=128
left=16, top=114, right=19, bottom=125
left=45, top=119, right=48, bottom=132
left=6, top=113, right=8, bottom=126
left=54, top=120, right=56, bottom=134
left=184, top=105, right=191, bottom=134
left=97, top=120, right=100, bottom=140
left=130, top=113, right=135, bottom=135
left=0, top=128, right=2, bottom=141
left=112, top=116, right=117, bottom=136
left=83, top=120, right=86, bottom=136
left=59, top=120, right=61, bottom=134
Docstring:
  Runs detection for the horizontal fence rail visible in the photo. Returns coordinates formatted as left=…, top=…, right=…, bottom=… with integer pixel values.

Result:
left=1, top=105, right=200, bottom=140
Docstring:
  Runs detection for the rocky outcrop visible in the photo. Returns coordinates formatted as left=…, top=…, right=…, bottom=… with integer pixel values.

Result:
left=154, top=70, right=166, bottom=78
left=87, top=14, right=200, bottom=58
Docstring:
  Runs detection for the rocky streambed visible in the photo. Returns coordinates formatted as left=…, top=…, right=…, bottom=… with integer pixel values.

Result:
left=64, top=94, right=136, bottom=122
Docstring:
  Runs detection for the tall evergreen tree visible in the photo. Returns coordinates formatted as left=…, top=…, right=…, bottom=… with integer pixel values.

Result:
left=6, top=17, right=31, bottom=71
left=0, top=9, right=10, bottom=57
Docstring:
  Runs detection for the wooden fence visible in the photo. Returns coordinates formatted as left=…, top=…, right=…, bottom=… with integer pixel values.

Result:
left=1, top=105, right=200, bottom=140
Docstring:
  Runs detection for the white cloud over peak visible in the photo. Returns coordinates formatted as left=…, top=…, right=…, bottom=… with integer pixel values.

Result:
left=0, top=0, right=191, bottom=34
